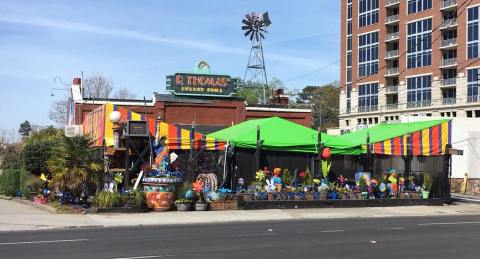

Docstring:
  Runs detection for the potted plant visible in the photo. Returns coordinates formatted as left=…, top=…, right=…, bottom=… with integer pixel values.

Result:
left=193, top=180, right=208, bottom=211
left=317, top=180, right=329, bottom=200
left=34, top=193, right=48, bottom=204
left=282, top=169, right=293, bottom=192
left=94, top=191, right=124, bottom=208
left=124, top=189, right=146, bottom=210
left=422, top=174, right=432, bottom=199
left=328, top=182, right=338, bottom=200
left=358, top=176, right=368, bottom=199
left=175, top=199, right=192, bottom=211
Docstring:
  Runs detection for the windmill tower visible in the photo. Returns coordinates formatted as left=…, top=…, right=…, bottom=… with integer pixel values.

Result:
left=242, top=12, right=271, bottom=104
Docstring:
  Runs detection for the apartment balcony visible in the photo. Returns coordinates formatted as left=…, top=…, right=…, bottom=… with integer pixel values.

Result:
left=386, top=103, right=398, bottom=110
left=442, top=97, right=456, bottom=105
left=440, top=78, right=456, bottom=87
left=385, top=50, right=399, bottom=60
left=407, top=100, right=432, bottom=108
left=439, top=38, right=458, bottom=49
left=467, top=96, right=479, bottom=103
left=440, top=57, right=457, bottom=68
left=385, top=85, right=398, bottom=94
left=358, top=106, right=378, bottom=113
left=385, top=32, right=399, bottom=42
left=440, top=18, right=458, bottom=30
left=385, top=0, right=400, bottom=7
left=440, top=0, right=458, bottom=11
left=385, top=14, right=399, bottom=25
left=385, top=67, right=400, bottom=77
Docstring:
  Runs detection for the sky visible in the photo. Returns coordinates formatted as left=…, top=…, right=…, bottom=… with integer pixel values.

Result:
left=0, top=0, right=340, bottom=132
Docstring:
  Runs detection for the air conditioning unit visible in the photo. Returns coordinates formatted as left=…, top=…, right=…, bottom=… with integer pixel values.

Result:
left=123, top=121, right=149, bottom=137
left=64, top=125, right=83, bottom=137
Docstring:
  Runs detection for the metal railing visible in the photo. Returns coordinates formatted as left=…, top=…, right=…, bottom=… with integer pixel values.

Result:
left=385, top=32, right=399, bottom=41
left=440, top=38, right=457, bottom=48
left=385, top=67, right=399, bottom=76
left=386, top=14, right=399, bottom=24
left=441, top=0, right=457, bottom=9
left=407, top=100, right=432, bottom=108
left=386, top=103, right=398, bottom=110
left=358, top=106, right=378, bottom=113
left=440, top=78, right=456, bottom=86
left=386, top=0, right=400, bottom=7
left=440, top=18, right=457, bottom=29
left=385, top=49, right=399, bottom=58
left=385, top=85, right=398, bottom=93
left=442, top=98, right=456, bottom=105
left=467, top=96, right=479, bottom=103
left=440, top=57, right=457, bottom=67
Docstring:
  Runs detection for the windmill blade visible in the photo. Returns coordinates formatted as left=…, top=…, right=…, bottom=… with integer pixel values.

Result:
left=259, top=32, right=265, bottom=39
left=242, top=19, right=250, bottom=25
left=244, top=29, right=253, bottom=37
left=242, top=25, right=251, bottom=30
left=250, top=32, right=254, bottom=41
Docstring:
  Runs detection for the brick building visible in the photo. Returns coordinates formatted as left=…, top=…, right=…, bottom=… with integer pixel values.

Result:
left=339, top=0, right=480, bottom=130
left=71, top=78, right=312, bottom=133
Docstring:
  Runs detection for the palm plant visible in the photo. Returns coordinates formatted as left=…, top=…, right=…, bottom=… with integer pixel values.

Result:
left=47, top=135, right=103, bottom=199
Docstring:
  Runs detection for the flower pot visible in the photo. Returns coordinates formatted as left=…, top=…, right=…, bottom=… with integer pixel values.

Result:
left=411, top=191, right=421, bottom=199
left=267, top=193, right=274, bottom=201
left=306, top=192, right=313, bottom=200
left=422, top=191, right=430, bottom=199
left=362, top=192, right=369, bottom=199
left=195, top=202, right=208, bottom=211
left=241, top=193, right=252, bottom=202
left=146, top=191, right=174, bottom=211
left=34, top=197, right=47, bottom=204
left=319, top=192, right=328, bottom=200
left=176, top=202, right=192, bottom=211
left=340, top=193, right=348, bottom=200
left=329, top=192, right=338, bottom=200
left=285, top=186, right=292, bottom=193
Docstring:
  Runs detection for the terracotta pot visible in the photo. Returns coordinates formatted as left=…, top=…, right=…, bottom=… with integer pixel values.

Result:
left=267, top=193, right=274, bottom=200
left=146, top=191, right=174, bottom=211
left=320, top=192, right=328, bottom=200
left=306, top=192, right=313, bottom=200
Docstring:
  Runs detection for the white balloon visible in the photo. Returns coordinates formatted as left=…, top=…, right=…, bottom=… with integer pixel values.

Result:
left=109, top=111, right=122, bottom=123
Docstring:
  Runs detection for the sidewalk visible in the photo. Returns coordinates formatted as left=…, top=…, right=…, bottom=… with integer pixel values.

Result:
left=2, top=198, right=480, bottom=232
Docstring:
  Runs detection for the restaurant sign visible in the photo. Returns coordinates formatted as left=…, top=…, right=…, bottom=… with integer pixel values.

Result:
left=166, top=73, right=236, bottom=97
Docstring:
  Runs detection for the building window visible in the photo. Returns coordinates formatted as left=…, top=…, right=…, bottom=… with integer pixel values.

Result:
left=358, top=83, right=378, bottom=112
left=346, top=84, right=352, bottom=113
left=467, top=110, right=473, bottom=118
left=359, top=0, right=379, bottom=27
left=467, top=68, right=480, bottom=103
left=347, top=2, right=352, bottom=20
left=359, top=32, right=379, bottom=77
left=407, top=19, right=432, bottom=69
left=407, top=0, right=432, bottom=14
left=346, top=120, right=350, bottom=126
left=468, top=6, right=479, bottom=60
left=347, top=36, right=352, bottom=51
left=407, top=75, right=432, bottom=107
left=347, top=52, right=352, bottom=67
left=476, top=110, right=480, bottom=117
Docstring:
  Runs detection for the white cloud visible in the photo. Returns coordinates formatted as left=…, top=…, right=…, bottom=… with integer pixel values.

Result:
left=0, top=14, right=325, bottom=68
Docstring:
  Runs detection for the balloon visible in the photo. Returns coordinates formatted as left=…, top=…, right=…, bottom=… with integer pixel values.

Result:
left=322, top=147, right=331, bottom=159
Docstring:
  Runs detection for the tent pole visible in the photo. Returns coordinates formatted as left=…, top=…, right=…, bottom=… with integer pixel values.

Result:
left=256, top=125, right=261, bottom=172
left=317, top=127, right=323, bottom=178
left=443, top=144, right=452, bottom=204
left=190, top=123, right=195, bottom=159
left=366, top=133, right=371, bottom=173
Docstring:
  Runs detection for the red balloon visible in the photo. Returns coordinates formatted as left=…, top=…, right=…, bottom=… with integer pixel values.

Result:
left=322, top=147, right=331, bottom=159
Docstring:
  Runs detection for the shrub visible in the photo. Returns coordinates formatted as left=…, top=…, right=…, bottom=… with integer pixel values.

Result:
left=95, top=191, right=124, bottom=208
left=0, top=169, right=36, bottom=197
left=21, top=127, right=62, bottom=176
left=0, top=145, right=22, bottom=171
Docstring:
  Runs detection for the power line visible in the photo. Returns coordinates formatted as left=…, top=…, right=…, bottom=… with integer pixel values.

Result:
left=284, top=59, right=341, bottom=82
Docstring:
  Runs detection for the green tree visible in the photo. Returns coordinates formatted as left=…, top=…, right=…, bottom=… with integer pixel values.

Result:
left=18, top=120, right=32, bottom=138
left=297, top=82, right=340, bottom=131
left=21, top=126, right=63, bottom=176
left=47, top=135, right=102, bottom=197
left=0, top=144, right=22, bottom=170
left=236, top=77, right=284, bottom=105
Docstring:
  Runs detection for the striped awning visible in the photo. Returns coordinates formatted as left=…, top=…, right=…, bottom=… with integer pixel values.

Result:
left=373, top=120, right=451, bottom=156
left=156, top=122, right=226, bottom=151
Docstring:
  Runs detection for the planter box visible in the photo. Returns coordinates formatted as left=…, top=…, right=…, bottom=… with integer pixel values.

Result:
left=176, top=202, right=192, bottom=211
left=34, top=197, right=47, bottom=204
left=209, top=200, right=238, bottom=211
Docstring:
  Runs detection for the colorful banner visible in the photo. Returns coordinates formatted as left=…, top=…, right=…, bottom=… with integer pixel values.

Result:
left=155, top=122, right=225, bottom=151
left=82, top=105, right=105, bottom=146
left=373, top=120, right=451, bottom=156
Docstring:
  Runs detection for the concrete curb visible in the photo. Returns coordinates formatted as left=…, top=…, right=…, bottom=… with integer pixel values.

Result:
left=10, top=198, right=58, bottom=214
left=0, top=195, right=13, bottom=200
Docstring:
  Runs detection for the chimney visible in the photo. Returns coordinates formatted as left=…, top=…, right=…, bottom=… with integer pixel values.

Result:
left=71, top=77, right=82, bottom=102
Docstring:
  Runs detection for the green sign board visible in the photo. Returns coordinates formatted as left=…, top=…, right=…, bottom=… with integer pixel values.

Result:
left=166, top=73, right=237, bottom=97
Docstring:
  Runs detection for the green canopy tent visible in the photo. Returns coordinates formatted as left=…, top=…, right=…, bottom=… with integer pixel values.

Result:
left=208, top=116, right=350, bottom=153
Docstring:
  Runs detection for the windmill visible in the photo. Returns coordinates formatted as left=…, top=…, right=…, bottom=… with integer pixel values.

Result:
left=242, top=12, right=271, bottom=104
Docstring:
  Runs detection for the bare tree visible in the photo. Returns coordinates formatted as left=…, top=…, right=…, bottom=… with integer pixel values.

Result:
left=0, top=128, right=18, bottom=144
left=112, top=87, right=137, bottom=99
left=83, top=73, right=113, bottom=99
left=49, top=97, right=70, bottom=127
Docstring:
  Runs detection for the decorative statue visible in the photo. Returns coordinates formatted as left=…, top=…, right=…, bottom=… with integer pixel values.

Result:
left=236, top=178, right=246, bottom=193
left=321, top=148, right=332, bottom=179
left=272, top=168, right=283, bottom=192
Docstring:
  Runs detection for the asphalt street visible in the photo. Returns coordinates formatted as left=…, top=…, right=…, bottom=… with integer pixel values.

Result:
left=1, top=215, right=480, bottom=259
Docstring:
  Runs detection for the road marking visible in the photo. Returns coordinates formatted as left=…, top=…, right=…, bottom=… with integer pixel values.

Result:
left=0, top=238, right=87, bottom=246
left=113, top=253, right=199, bottom=259
left=317, top=229, right=345, bottom=233
left=418, top=221, right=480, bottom=226
left=389, top=227, right=405, bottom=230
left=228, top=233, right=276, bottom=237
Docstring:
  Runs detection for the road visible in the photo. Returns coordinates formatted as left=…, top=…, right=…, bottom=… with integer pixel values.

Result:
left=1, top=215, right=480, bottom=259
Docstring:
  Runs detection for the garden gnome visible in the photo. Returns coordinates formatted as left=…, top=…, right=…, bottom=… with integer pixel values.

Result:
left=273, top=168, right=282, bottom=192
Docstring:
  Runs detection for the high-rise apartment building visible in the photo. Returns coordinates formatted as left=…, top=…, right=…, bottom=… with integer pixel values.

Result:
left=339, top=0, right=480, bottom=130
